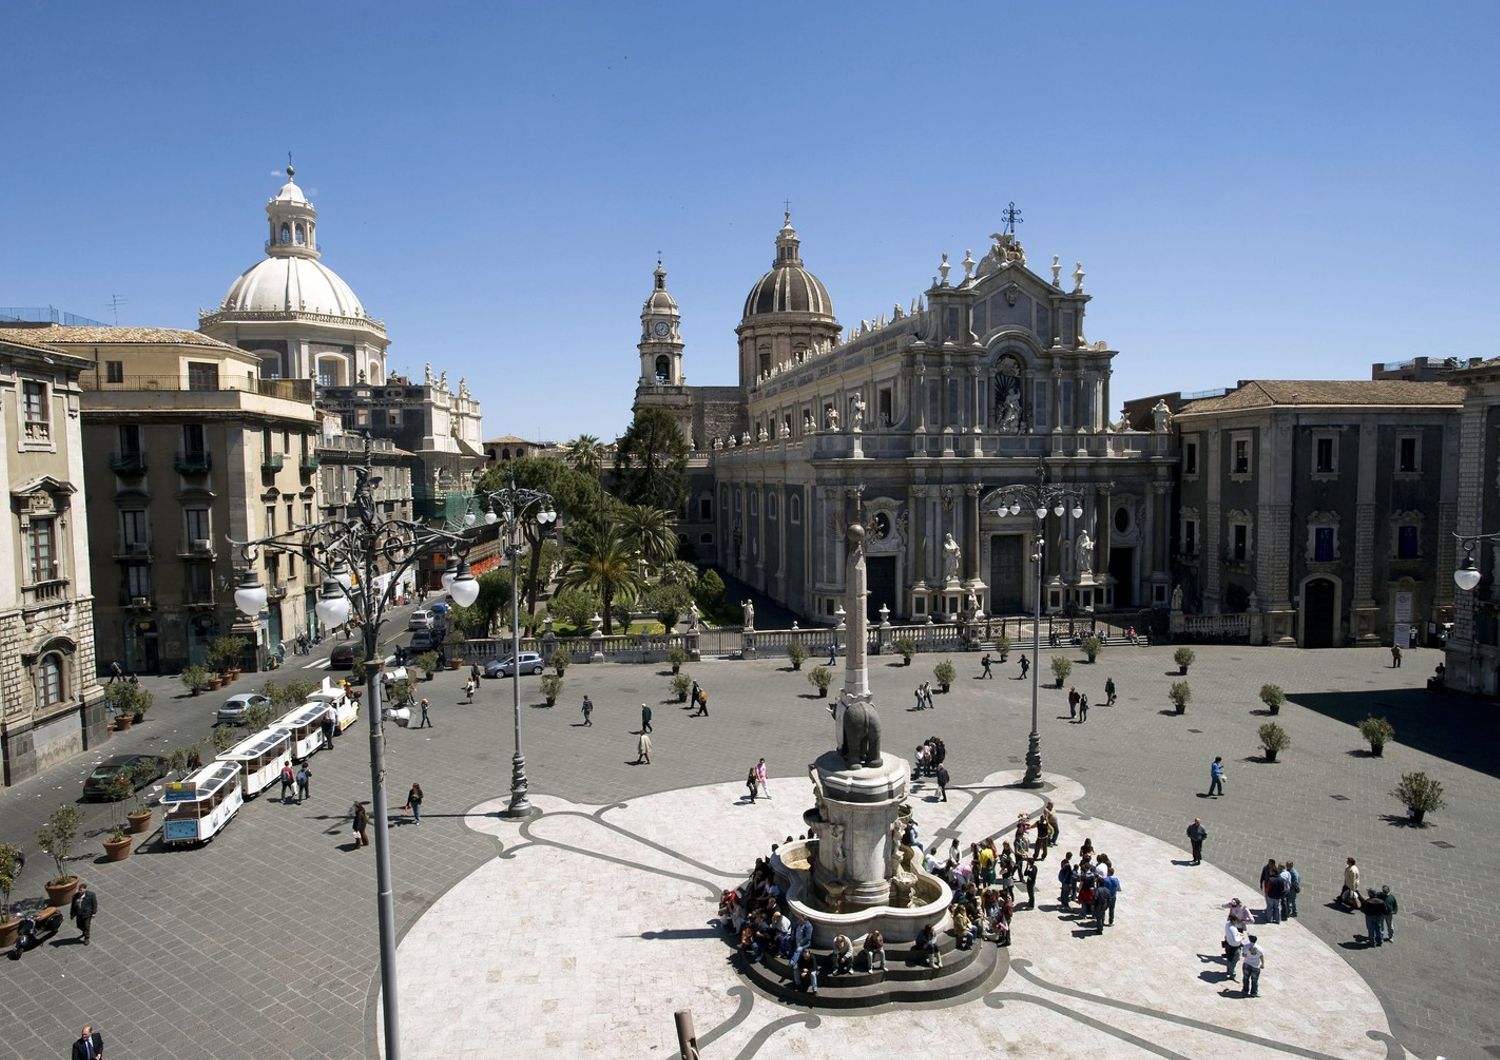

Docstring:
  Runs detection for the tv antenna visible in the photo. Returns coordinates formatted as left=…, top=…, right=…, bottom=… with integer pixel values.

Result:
left=107, top=294, right=128, bottom=325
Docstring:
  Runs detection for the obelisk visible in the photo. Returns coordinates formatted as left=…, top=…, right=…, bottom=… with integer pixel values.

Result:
left=835, top=523, right=871, bottom=748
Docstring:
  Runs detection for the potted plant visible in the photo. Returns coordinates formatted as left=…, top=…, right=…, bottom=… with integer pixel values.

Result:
left=415, top=651, right=440, bottom=681
left=37, top=804, right=82, bottom=906
left=1051, top=656, right=1072, bottom=689
left=787, top=641, right=808, bottom=671
left=102, top=825, right=132, bottom=862
left=933, top=659, right=956, bottom=694
left=1258, top=722, right=1290, bottom=762
left=1392, top=771, right=1445, bottom=825
left=206, top=674, right=222, bottom=692
left=1169, top=680, right=1192, bottom=714
left=208, top=635, right=248, bottom=678
left=808, top=665, right=833, bottom=698
left=445, top=626, right=466, bottom=668
left=128, top=687, right=153, bottom=724
left=541, top=674, right=562, bottom=707
left=551, top=650, right=570, bottom=677
left=1081, top=635, right=1103, bottom=663
left=1173, top=646, right=1195, bottom=675
left=670, top=673, right=691, bottom=702
left=1359, top=715, right=1395, bottom=757
left=895, top=637, right=917, bottom=666
left=181, top=664, right=211, bottom=696
left=126, top=760, right=157, bottom=833
left=0, top=842, right=21, bottom=950
left=995, top=634, right=1011, bottom=662
left=105, top=682, right=140, bottom=729
left=666, top=646, right=688, bottom=675
left=1259, top=684, right=1285, bottom=716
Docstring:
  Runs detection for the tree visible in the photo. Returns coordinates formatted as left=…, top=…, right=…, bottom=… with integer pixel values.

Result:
left=614, top=407, right=688, bottom=512
left=37, top=804, right=82, bottom=886
left=560, top=518, right=645, bottom=635
left=475, top=570, right=512, bottom=634
left=643, top=582, right=693, bottom=630
left=660, top=560, right=700, bottom=587
left=262, top=678, right=318, bottom=711
left=565, top=433, right=606, bottom=478
left=548, top=586, right=602, bottom=629
left=619, top=504, right=678, bottom=571
left=694, top=569, right=726, bottom=613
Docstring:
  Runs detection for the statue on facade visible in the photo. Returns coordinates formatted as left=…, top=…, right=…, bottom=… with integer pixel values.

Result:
left=1076, top=530, right=1095, bottom=576
left=804, top=410, right=815, bottom=433
left=758, top=425, right=768, bottom=442
left=942, top=533, right=962, bottom=582
left=424, top=363, right=433, bottom=385
left=1171, top=585, right=1184, bottom=611
left=1000, top=386, right=1022, bottom=433
left=825, top=405, right=839, bottom=431
left=741, top=599, right=755, bottom=630
left=438, top=371, right=449, bottom=391
left=850, top=392, right=865, bottom=431
left=1153, top=398, right=1173, bottom=434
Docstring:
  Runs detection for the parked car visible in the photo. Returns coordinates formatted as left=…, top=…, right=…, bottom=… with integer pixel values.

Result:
left=408, top=629, right=438, bottom=652
left=217, top=693, right=272, bottom=725
left=83, top=753, right=170, bottom=800
left=328, top=644, right=358, bottom=670
left=485, top=652, right=545, bottom=678
left=407, top=609, right=435, bottom=631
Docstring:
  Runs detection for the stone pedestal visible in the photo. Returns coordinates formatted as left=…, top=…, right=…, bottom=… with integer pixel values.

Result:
left=811, top=750, right=907, bottom=910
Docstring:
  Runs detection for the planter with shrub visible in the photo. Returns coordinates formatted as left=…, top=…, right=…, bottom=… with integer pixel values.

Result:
left=541, top=674, right=562, bottom=707
left=0, top=843, right=21, bottom=950
left=933, top=659, right=956, bottom=693
left=1259, top=684, right=1285, bottom=716
left=667, top=647, right=688, bottom=675
left=181, top=665, right=211, bottom=696
left=37, top=804, right=82, bottom=905
left=895, top=637, right=917, bottom=666
left=1392, top=771, right=1445, bottom=825
left=1169, top=680, right=1192, bottom=714
left=1258, top=722, right=1290, bottom=762
left=1081, top=635, right=1103, bottom=663
left=670, top=673, right=691, bottom=703
left=1173, top=646, right=1195, bottom=675
left=1359, top=716, right=1395, bottom=757
left=808, top=666, right=833, bottom=698
left=787, top=641, right=808, bottom=671
left=1051, top=656, right=1072, bottom=689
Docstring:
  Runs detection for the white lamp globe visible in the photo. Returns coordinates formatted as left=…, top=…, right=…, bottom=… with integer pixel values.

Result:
left=1071, top=503, right=1084, bottom=519
left=331, top=562, right=354, bottom=590
left=440, top=558, right=458, bottom=592
left=1035, top=507, right=1048, bottom=520
left=1454, top=561, right=1482, bottom=592
left=450, top=568, right=480, bottom=607
left=485, top=508, right=498, bottom=525
left=233, top=572, right=267, bottom=617
left=1009, top=501, right=1021, bottom=516
left=316, top=588, right=350, bottom=627
left=1053, top=503, right=1065, bottom=517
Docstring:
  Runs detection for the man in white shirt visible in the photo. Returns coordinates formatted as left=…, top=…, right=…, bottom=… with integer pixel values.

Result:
left=1241, top=935, right=1265, bottom=997
left=1223, top=914, right=1245, bottom=981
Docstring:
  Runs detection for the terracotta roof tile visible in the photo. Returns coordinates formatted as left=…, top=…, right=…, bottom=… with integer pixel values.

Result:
left=0, top=325, right=242, bottom=352
left=1178, top=379, right=1460, bottom=415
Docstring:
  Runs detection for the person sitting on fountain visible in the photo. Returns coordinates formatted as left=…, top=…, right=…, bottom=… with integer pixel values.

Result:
left=916, top=923, right=942, bottom=968
left=738, top=923, right=762, bottom=963
left=862, top=929, right=887, bottom=972
left=774, top=910, right=795, bottom=958
left=831, top=933, right=854, bottom=975
left=795, top=947, right=819, bottom=994
left=952, top=904, right=975, bottom=950
left=789, top=914, right=814, bottom=968
left=903, top=820, right=922, bottom=852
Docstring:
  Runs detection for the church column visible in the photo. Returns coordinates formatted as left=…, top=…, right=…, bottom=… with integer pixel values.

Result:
left=1095, top=482, right=1112, bottom=587
left=909, top=485, right=929, bottom=607
left=964, top=483, right=982, bottom=583
left=1152, top=481, right=1172, bottom=577
left=1051, top=367, right=1064, bottom=432
left=940, top=365, right=953, bottom=430
left=1075, top=369, right=1090, bottom=432
left=1101, top=367, right=1113, bottom=430
left=913, top=361, right=927, bottom=433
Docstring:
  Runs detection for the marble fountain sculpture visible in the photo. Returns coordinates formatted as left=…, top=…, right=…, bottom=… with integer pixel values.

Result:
left=773, top=522, right=952, bottom=946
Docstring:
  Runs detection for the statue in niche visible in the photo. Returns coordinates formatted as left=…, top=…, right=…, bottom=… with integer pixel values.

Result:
left=825, top=405, right=839, bottom=431
left=995, top=372, right=1023, bottom=434
left=1076, top=530, right=1095, bottom=575
left=1171, top=585, right=1184, bottom=611
left=804, top=410, right=815, bottom=433
left=850, top=392, right=865, bottom=430
left=942, top=533, right=962, bottom=581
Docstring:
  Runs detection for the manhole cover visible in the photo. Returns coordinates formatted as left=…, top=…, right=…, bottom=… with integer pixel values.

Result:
left=1412, top=910, right=1442, bottom=923
left=1330, top=794, right=1350, bottom=801
left=1007, top=756, right=1022, bottom=763
left=1187, top=728, right=1203, bottom=734
left=1431, top=840, right=1455, bottom=849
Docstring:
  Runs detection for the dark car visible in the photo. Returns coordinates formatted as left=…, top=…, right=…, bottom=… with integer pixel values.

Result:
left=83, top=753, right=170, bottom=800
left=328, top=644, right=357, bottom=670
left=408, top=629, right=438, bottom=652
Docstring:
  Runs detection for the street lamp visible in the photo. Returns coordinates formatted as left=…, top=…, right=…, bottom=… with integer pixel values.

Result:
left=988, top=461, right=1087, bottom=788
left=475, top=467, right=556, bottom=818
left=229, top=434, right=474, bottom=1060
left=1452, top=531, right=1499, bottom=592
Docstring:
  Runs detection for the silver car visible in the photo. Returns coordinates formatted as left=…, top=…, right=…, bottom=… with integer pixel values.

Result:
left=217, top=693, right=272, bottom=725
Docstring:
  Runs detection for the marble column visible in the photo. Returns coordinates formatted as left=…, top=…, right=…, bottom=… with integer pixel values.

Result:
left=964, top=484, right=982, bottom=583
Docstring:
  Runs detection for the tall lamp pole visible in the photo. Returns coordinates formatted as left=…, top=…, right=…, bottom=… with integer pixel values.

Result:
left=230, top=435, right=481, bottom=1060
left=987, top=461, right=1085, bottom=787
left=479, top=467, right=556, bottom=818
left=1452, top=530, right=1500, bottom=694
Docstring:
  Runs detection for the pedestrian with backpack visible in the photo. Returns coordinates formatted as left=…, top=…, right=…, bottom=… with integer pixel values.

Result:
left=278, top=762, right=296, bottom=803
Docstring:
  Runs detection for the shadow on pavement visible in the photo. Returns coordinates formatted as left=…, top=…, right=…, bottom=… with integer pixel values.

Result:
left=1287, top=686, right=1500, bottom=778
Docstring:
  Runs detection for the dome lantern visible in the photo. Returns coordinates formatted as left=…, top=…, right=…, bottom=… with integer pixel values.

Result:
left=266, top=164, right=319, bottom=260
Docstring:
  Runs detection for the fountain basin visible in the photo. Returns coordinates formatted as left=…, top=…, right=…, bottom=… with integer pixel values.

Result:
left=774, top=838, right=952, bottom=946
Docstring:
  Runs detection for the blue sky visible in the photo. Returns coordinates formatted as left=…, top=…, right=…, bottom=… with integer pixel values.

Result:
left=3, top=1, right=1495, bottom=440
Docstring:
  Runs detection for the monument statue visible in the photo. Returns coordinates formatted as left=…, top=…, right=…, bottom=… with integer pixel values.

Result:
left=741, top=599, right=755, bottom=630
left=839, top=698, right=883, bottom=768
left=826, top=405, right=839, bottom=431
left=851, top=391, right=865, bottom=430
left=1000, top=386, right=1022, bottom=432
left=1076, top=530, right=1095, bottom=575
left=1171, top=584, right=1184, bottom=611
left=942, top=533, right=962, bottom=581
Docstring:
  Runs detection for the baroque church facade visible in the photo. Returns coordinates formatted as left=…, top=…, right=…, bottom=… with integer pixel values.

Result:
left=633, top=214, right=1178, bottom=623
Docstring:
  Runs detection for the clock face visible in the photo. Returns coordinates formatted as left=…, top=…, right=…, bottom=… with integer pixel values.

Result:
left=653, top=321, right=670, bottom=337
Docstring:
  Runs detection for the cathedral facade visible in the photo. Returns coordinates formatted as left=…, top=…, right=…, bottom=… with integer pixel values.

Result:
left=634, top=214, right=1178, bottom=623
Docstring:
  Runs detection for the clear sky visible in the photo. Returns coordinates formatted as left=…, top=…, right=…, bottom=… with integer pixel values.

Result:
left=3, top=1, right=1495, bottom=441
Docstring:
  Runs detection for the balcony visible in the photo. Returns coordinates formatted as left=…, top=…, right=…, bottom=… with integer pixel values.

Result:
left=185, top=590, right=216, bottom=610
left=23, top=579, right=69, bottom=609
left=177, top=537, right=216, bottom=559
left=267, top=581, right=290, bottom=601
left=175, top=450, right=212, bottom=474
left=109, top=451, right=147, bottom=474
left=120, top=591, right=153, bottom=610
left=299, top=453, right=321, bottom=473
left=262, top=453, right=286, bottom=473
left=82, top=373, right=314, bottom=402
left=113, top=538, right=153, bottom=562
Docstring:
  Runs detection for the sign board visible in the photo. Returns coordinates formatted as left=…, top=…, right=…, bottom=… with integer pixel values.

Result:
left=162, top=783, right=199, bottom=803
left=164, top=819, right=199, bottom=842
left=1393, top=591, right=1414, bottom=624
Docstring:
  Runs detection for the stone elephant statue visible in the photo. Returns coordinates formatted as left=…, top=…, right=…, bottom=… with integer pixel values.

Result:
left=840, top=699, right=882, bottom=768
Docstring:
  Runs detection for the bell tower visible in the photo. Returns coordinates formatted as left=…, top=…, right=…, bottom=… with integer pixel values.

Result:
left=637, top=259, right=683, bottom=386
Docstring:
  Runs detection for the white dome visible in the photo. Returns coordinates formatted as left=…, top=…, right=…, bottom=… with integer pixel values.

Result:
left=221, top=255, right=367, bottom=317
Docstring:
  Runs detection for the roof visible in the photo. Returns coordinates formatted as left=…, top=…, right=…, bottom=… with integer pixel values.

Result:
left=1177, top=379, right=1461, bottom=415
left=0, top=325, right=243, bottom=352
left=0, top=330, right=98, bottom=370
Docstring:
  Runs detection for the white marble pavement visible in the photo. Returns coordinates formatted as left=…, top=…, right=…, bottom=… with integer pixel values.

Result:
left=386, top=771, right=1408, bottom=1059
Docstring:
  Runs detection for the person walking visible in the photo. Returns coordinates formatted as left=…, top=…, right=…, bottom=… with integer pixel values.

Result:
left=635, top=730, right=652, bottom=765
left=921, top=681, right=935, bottom=710
left=1078, top=692, right=1089, bottom=723
left=1391, top=644, right=1402, bottom=668
left=295, top=764, right=311, bottom=803
left=71, top=1025, right=104, bottom=1060
left=470, top=662, right=482, bottom=685
left=321, top=707, right=337, bottom=750
left=463, top=677, right=476, bottom=704
left=106, top=661, right=123, bottom=685
left=1223, top=913, right=1245, bottom=982
left=1207, top=756, right=1226, bottom=797
left=581, top=695, right=593, bottom=726
left=755, top=757, right=770, bottom=799
left=278, top=761, right=296, bottom=803
left=1241, top=935, right=1265, bottom=996
left=1103, top=868, right=1121, bottom=926
left=745, top=765, right=759, bottom=803
left=70, top=882, right=97, bottom=945
left=913, top=686, right=926, bottom=711
left=1265, top=863, right=1286, bottom=924
left=1068, top=686, right=1080, bottom=720
left=1338, top=857, right=1361, bottom=908
left=1104, top=676, right=1117, bottom=705
left=981, top=653, right=993, bottom=678
left=936, top=762, right=950, bottom=802
left=405, top=783, right=424, bottom=824
left=640, top=703, right=653, bottom=733
left=351, top=802, right=370, bottom=847
left=827, top=643, right=838, bottom=666
left=691, top=687, right=709, bottom=716
left=1380, top=885, right=1397, bottom=943
left=1186, top=818, right=1207, bottom=864
left=1019, top=655, right=1029, bottom=680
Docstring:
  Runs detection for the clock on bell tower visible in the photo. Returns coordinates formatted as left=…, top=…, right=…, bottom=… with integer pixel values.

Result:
left=637, top=258, right=684, bottom=387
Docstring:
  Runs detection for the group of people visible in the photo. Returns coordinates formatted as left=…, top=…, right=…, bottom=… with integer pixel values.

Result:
left=911, top=681, right=936, bottom=710
left=1336, top=856, right=1398, bottom=946
left=1054, top=836, right=1124, bottom=934
left=744, top=757, right=771, bottom=802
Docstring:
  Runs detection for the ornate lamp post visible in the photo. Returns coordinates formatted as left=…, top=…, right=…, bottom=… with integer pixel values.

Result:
left=1453, top=531, right=1500, bottom=592
left=480, top=467, right=556, bottom=818
left=230, top=435, right=479, bottom=1060
left=988, top=462, right=1085, bottom=788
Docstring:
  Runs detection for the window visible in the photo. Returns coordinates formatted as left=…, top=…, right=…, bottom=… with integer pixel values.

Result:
left=1397, top=525, right=1419, bottom=560
left=265, top=506, right=277, bottom=536
left=121, top=510, right=148, bottom=551
left=768, top=494, right=778, bottom=521
left=1397, top=435, right=1419, bottom=474
left=186, top=362, right=219, bottom=391
left=188, top=563, right=213, bottom=604
left=749, top=493, right=757, bottom=517
left=1232, top=524, right=1248, bottom=561
left=106, top=360, right=124, bottom=383
left=879, top=387, right=893, bottom=427
left=699, top=497, right=712, bottom=521
left=185, top=508, right=210, bottom=545
left=303, top=502, right=313, bottom=525
left=22, top=380, right=49, bottom=441
left=1182, top=519, right=1198, bottom=556
left=181, top=424, right=206, bottom=456
left=27, top=519, right=56, bottom=582
left=1183, top=440, right=1198, bottom=476
left=699, top=532, right=714, bottom=545
left=118, top=425, right=142, bottom=456
left=1232, top=436, right=1251, bottom=476
left=1314, top=436, right=1335, bottom=475
left=789, top=494, right=802, bottom=524
left=126, top=563, right=151, bottom=599
left=39, top=654, right=64, bottom=707
left=1314, top=527, right=1335, bottom=562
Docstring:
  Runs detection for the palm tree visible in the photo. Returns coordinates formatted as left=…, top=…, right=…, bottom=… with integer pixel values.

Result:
left=565, top=434, right=606, bottom=478
left=618, top=504, right=677, bottom=570
left=560, top=518, right=644, bottom=635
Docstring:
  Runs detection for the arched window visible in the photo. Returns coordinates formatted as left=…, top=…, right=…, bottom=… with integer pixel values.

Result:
left=39, top=653, right=65, bottom=707
left=655, top=354, right=670, bottom=382
left=788, top=494, right=802, bottom=524
left=294, top=223, right=305, bottom=244
left=279, top=223, right=291, bottom=245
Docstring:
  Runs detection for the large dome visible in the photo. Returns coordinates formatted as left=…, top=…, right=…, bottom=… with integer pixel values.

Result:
left=221, top=255, right=367, bottom=317
left=741, top=213, right=835, bottom=320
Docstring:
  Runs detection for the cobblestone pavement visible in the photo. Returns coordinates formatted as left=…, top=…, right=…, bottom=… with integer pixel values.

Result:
left=0, top=639, right=1490, bottom=1059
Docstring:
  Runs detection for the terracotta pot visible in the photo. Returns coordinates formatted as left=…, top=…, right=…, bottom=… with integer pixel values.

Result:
left=45, top=876, right=79, bottom=906
left=127, top=809, right=153, bottom=834
left=207, top=678, right=222, bottom=691
left=0, top=918, right=19, bottom=950
left=103, top=836, right=133, bottom=862
left=114, top=714, right=134, bottom=731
